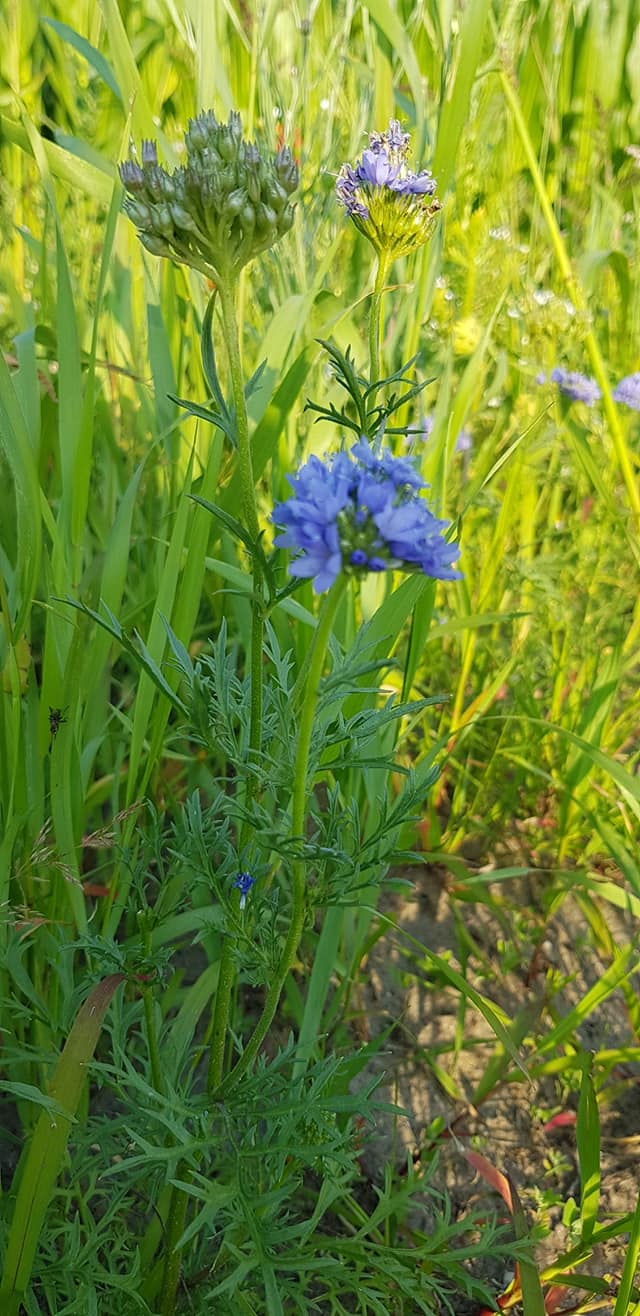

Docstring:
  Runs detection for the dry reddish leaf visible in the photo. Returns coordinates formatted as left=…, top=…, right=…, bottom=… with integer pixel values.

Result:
left=463, top=1149, right=514, bottom=1212
left=544, top=1285, right=570, bottom=1312
left=542, top=1111, right=577, bottom=1133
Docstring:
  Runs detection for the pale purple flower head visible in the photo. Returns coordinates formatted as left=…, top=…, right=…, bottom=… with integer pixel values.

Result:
left=335, top=120, right=439, bottom=256
left=272, top=440, right=461, bottom=593
left=548, top=367, right=601, bottom=406
left=613, top=372, right=640, bottom=411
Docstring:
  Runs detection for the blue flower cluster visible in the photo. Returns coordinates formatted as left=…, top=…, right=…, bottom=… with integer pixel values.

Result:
left=273, top=440, right=461, bottom=594
left=336, top=119, right=437, bottom=220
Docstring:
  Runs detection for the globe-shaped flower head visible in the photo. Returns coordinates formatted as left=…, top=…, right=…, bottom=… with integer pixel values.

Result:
left=273, top=440, right=461, bottom=593
left=613, top=372, right=640, bottom=411
left=119, top=110, right=298, bottom=282
left=335, top=119, right=440, bottom=259
left=548, top=367, right=601, bottom=407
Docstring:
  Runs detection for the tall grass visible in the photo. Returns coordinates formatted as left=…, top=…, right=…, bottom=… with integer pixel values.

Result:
left=0, top=0, right=639, bottom=1312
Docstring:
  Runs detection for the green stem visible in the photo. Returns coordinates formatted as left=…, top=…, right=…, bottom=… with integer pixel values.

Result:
left=214, top=575, right=348, bottom=1098
left=142, top=987, right=165, bottom=1096
left=368, top=250, right=390, bottom=384
left=499, top=68, right=640, bottom=526
left=207, top=278, right=265, bottom=1095
left=158, top=1171, right=191, bottom=1316
left=207, top=936, right=234, bottom=1092
left=216, top=277, right=264, bottom=798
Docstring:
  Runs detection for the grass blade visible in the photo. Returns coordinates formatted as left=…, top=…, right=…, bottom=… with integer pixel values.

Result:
left=576, top=1058, right=600, bottom=1247
left=0, top=974, right=125, bottom=1311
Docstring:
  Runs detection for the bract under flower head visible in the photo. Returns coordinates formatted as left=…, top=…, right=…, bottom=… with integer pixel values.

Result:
left=119, top=110, right=298, bottom=282
left=613, top=372, right=640, bottom=411
left=273, top=440, right=461, bottom=593
left=548, top=367, right=601, bottom=406
left=335, top=119, right=440, bottom=258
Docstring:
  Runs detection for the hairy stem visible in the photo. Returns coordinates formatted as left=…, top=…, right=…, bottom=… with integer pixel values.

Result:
left=214, top=575, right=348, bottom=1097
left=158, top=1171, right=191, bottom=1316
left=368, top=250, right=390, bottom=383
left=207, top=278, right=264, bottom=1094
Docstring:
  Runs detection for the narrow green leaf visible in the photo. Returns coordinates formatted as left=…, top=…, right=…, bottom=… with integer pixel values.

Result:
left=432, top=0, right=492, bottom=192
left=0, top=114, right=114, bottom=202
left=577, top=1058, right=600, bottom=1246
left=509, top=1177, right=547, bottom=1316
left=0, top=975, right=125, bottom=1310
left=613, top=1188, right=640, bottom=1316
left=0, top=354, right=41, bottom=639
left=41, top=17, right=123, bottom=101
left=361, top=0, right=425, bottom=143
left=534, top=944, right=637, bottom=1057
left=100, top=0, right=174, bottom=152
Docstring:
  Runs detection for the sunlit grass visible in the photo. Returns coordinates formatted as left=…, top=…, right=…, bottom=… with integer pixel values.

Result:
left=0, top=0, right=639, bottom=1312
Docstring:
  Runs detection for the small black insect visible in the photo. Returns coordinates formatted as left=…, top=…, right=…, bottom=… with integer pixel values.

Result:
left=48, top=706, right=68, bottom=751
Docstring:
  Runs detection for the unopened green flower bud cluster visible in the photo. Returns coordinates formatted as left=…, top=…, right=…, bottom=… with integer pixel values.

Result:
left=119, top=110, right=298, bottom=281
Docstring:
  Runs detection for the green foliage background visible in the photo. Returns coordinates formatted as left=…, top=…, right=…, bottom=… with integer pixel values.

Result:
left=1, top=0, right=640, bottom=1312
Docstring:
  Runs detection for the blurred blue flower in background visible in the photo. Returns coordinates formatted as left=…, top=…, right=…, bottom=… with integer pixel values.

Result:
left=273, top=441, right=461, bottom=593
left=545, top=367, right=601, bottom=406
left=455, top=429, right=473, bottom=453
left=613, top=372, right=640, bottom=410
left=418, top=415, right=473, bottom=453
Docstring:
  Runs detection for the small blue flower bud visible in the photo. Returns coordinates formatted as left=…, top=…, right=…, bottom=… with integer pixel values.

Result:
left=263, top=178, right=288, bottom=211
left=245, top=171, right=261, bottom=204
left=186, top=116, right=211, bottom=151
left=159, top=173, right=176, bottom=200
left=119, top=160, right=145, bottom=191
left=277, top=206, right=295, bottom=235
left=145, top=165, right=168, bottom=200
left=233, top=871, right=256, bottom=911
left=256, top=202, right=277, bottom=231
left=124, top=198, right=152, bottom=226
left=141, top=139, right=158, bottom=165
left=169, top=202, right=198, bottom=231
left=276, top=147, right=299, bottom=193
left=151, top=203, right=173, bottom=235
left=139, top=232, right=172, bottom=256
left=226, top=188, right=248, bottom=216
left=217, top=127, right=237, bottom=163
